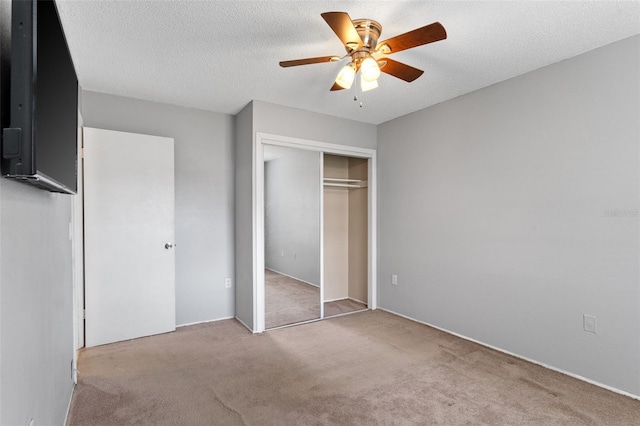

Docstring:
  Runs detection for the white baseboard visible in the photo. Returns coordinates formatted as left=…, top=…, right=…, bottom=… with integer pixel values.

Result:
left=265, top=267, right=319, bottom=287
left=64, top=383, right=76, bottom=426
left=379, top=307, right=640, bottom=401
left=324, top=296, right=348, bottom=303
left=177, top=316, right=235, bottom=328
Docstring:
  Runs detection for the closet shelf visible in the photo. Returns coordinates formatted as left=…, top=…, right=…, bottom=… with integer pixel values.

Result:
left=323, top=177, right=368, bottom=189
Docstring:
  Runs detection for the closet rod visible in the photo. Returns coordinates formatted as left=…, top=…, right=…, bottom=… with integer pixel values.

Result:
left=324, top=183, right=362, bottom=188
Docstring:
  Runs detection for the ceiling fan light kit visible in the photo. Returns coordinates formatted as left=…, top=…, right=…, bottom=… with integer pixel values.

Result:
left=360, top=75, right=378, bottom=92
left=360, top=56, right=381, bottom=82
left=279, top=11, right=447, bottom=96
left=335, top=63, right=356, bottom=89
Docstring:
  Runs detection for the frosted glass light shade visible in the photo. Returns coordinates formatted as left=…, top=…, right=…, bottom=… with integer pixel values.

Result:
left=335, top=63, right=356, bottom=89
left=361, top=74, right=379, bottom=92
left=360, top=56, right=381, bottom=82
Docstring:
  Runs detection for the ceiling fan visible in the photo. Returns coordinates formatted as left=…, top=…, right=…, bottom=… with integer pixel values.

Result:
left=279, top=12, right=447, bottom=92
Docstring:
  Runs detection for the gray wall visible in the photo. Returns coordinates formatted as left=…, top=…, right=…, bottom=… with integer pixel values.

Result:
left=234, top=102, right=254, bottom=329
left=264, top=145, right=320, bottom=285
left=377, top=35, right=640, bottom=396
left=252, top=100, right=377, bottom=150
left=0, top=182, right=74, bottom=426
left=81, top=91, right=235, bottom=326
left=1, top=2, right=75, bottom=423
left=0, top=7, right=6, bottom=420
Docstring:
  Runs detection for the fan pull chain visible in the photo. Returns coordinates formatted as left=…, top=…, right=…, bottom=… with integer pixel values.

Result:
left=353, top=77, right=364, bottom=108
left=354, top=92, right=363, bottom=108
left=353, top=76, right=359, bottom=103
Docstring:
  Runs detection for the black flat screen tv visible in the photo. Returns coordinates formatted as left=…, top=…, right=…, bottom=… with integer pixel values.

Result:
left=2, top=0, right=78, bottom=194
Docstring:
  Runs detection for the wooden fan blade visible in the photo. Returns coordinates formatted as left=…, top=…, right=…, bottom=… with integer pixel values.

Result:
left=380, top=58, right=424, bottom=82
left=330, top=82, right=345, bottom=91
left=321, top=12, right=363, bottom=50
left=377, top=22, right=446, bottom=54
left=280, top=56, right=339, bottom=67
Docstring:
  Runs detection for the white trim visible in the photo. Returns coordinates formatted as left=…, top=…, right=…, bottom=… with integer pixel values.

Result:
left=254, top=137, right=265, bottom=332
left=323, top=296, right=368, bottom=305
left=324, top=297, right=349, bottom=303
left=379, top=308, right=640, bottom=401
left=64, top=383, right=76, bottom=426
left=265, top=267, right=319, bottom=288
left=176, top=316, right=235, bottom=328
left=255, top=132, right=377, bottom=333
left=257, top=132, right=375, bottom=158
left=319, top=152, right=325, bottom=319
left=367, top=152, right=377, bottom=310
left=71, top=117, right=85, bottom=386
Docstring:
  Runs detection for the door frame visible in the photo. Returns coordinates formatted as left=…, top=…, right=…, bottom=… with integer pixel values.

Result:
left=254, top=132, right=377, bottom=333
left=71, top=116, right=85, bottom=384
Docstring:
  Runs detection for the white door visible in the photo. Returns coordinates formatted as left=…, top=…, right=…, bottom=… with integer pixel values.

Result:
left=84, top=127, right=175, bottom=347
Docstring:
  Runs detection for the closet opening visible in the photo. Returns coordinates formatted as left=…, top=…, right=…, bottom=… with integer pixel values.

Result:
left=255, top=133, right=377, bottom=333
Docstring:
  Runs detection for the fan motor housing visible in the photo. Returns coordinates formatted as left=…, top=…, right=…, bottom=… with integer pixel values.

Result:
left=351, top=19, right=382, bottom=51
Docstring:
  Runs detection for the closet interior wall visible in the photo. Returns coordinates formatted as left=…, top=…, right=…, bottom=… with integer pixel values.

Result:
left=348, top=157, right=368, bottom=304
left=323, top=154, right=368, bottom=306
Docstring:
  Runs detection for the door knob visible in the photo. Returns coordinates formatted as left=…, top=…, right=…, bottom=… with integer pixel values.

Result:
left=165, top=243, right=174, bottom=249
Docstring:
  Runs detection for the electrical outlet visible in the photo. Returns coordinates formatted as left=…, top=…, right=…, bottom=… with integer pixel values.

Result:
left=224, top=278, right=232, bottom=289
left=392, top=274, right=398, bottom=285
left=583, top=314, right=597, bottom=333
left=281, top=250, right=284, bottom=257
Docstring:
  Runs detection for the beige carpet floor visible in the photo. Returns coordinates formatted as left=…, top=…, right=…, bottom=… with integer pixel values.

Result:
left=265, top=269, right=368, bottom=328
left=67, top=310, right=640, bottom=425
left=265, top=269, right=320, bottom=329
left=324, top=298, right=367, bottom=318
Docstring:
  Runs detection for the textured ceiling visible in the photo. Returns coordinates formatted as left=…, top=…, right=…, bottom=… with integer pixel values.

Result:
left=56, top=1, right=640, bottom=125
